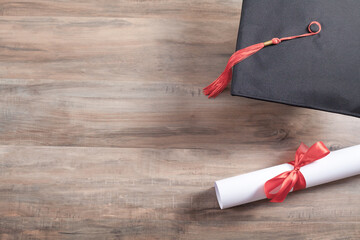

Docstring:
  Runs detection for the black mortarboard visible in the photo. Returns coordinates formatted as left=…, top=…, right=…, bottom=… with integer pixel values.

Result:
left=204, top=0, right=360, bottom=117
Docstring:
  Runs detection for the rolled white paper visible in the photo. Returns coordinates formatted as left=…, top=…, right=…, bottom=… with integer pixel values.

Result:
left=215, top=145, right=360, bottom=209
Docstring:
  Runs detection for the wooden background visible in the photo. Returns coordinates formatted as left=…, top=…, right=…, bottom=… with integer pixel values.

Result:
left=0, top=1, right=359, bottom=239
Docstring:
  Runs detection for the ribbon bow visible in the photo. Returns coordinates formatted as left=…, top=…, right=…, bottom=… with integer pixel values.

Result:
left=264, top=142, right=330, bottom=202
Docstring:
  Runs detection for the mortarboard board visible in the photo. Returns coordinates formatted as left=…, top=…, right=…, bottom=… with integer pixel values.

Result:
left=204, top=0, right=360, bottom=117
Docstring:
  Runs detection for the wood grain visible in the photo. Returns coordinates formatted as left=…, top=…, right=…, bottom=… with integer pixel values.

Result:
left=0, top=0, right=359, bottom=239
left=0, top=16, right=237, bottom=82
left=0, top=78, right=359, bottom=149
left=0, top=0, right=241, bottom=19
left=0, top=146, right=359, bottom=239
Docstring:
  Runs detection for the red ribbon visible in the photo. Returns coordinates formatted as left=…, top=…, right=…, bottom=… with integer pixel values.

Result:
left=264, top=142, right=330, bottom=202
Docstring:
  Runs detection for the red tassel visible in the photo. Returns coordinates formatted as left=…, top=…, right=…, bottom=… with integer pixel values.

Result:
left=203, top=43, right=265, bottom=98
left=203, top=21, right=322, bottom=98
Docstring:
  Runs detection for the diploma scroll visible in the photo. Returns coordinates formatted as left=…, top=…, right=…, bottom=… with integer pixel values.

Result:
left=215, top=145, right=360, bottom=209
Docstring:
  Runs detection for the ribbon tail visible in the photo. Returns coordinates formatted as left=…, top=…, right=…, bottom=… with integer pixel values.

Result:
left=264, top=171, right=291, bottom=200
left=264, top=171, right=300, bottom=203
left=270, top=172, right=299, bottom=203
left=264, top=175, right=288, bottom=199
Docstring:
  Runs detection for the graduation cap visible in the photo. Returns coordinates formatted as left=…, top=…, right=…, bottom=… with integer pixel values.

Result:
left=204, top=0, right=360, bottom=117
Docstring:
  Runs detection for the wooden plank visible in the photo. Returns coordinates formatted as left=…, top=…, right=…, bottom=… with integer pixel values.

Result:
left=0, top=145, right=359, bottom=239
left=0, top=79, right=359, bottom=149
left=0, top=0, right=242, bottom=19
left=0, top=16, right=237, bottom=83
